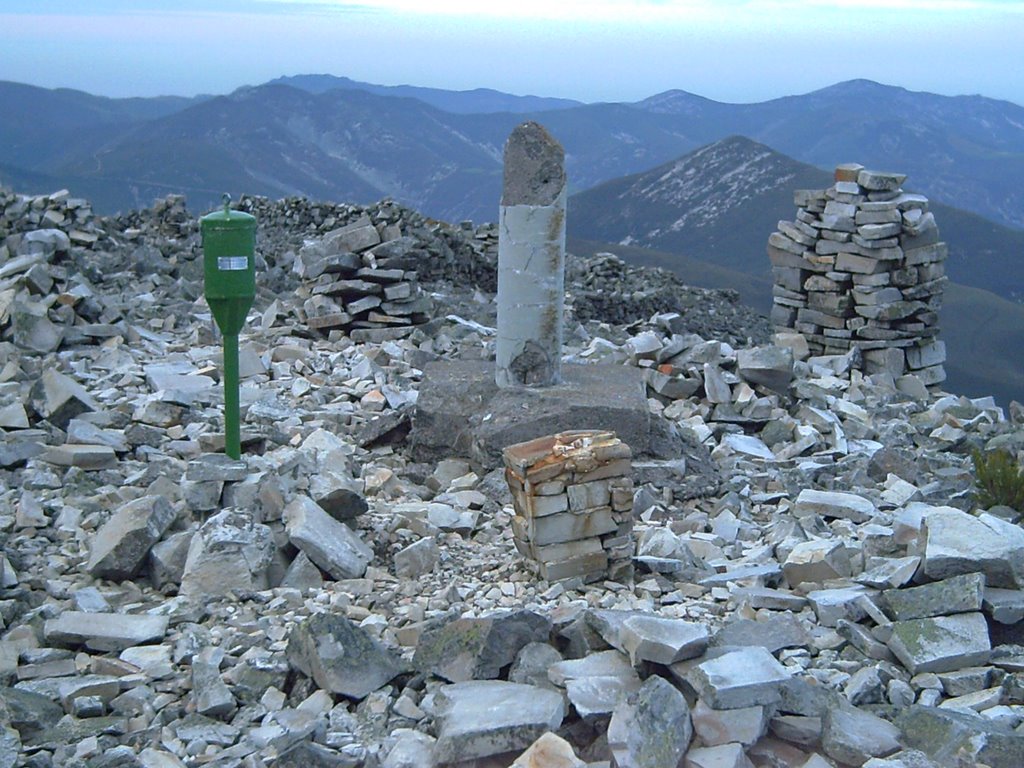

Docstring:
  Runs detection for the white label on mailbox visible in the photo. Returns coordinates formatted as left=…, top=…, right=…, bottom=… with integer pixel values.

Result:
left=217, top=256, right=249, bottom=271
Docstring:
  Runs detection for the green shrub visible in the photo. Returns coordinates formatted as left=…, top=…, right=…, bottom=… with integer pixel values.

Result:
left=972, top=448, right=1024, bottom=512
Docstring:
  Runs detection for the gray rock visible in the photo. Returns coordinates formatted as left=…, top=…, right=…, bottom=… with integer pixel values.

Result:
left=921, top=506, right=1024, bottom=588
left=393, top=537, right=439, bottom=579
left=192, top=648, right=235, bottom=718
left=414, top=610, right=551, bottom=682
left=607, top=676, right=692, bottom=768
left=283, top=495, right=372, bottom=580
left=184, top=454, right=248, bottom=482
left=886, top=612, right=991, bottom=674
left=431, top=680, right=565, bottom=763
left=898, top=705, right=1024, bottom=768
left=29, top=367, right=98, bottom=429
left=691, top=699, right=768, bottom=747
left=43, top=611, right=168, bottom=652
left=687, top=646, right=791, bottom=709
left=684, top=743, right=756, bottom=768
left=280, top=551, right=325, bottom=591
left=508, top=642, right=562, bottom=691
left=179, top=509, right=275, bottom=598
left=287, top=613, right=406, bottom=699
left=383, top=729, right=436, bottom=768
left=617, top=614, right=709, bottom=665
left=822, top=701, right=901, bottom=765
left=148, top=530, right=193, bottom=590
left=710, top=613, right=813, bottom=654
left=794, top=488, right=875, bottom=523
left=883, top=572, right=985, bottom=621
left=87, top=495, right=176, bottom=580
left=735, top=345, right=793, bottom=392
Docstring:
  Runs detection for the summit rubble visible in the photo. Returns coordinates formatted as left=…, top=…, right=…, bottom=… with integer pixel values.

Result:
left=1, top=185, right=1024, bottom=768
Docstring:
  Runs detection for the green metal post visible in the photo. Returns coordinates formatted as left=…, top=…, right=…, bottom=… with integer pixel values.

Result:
left=223, top=332, right=240, bottom=459
left=200, top=193, right=256, bottom=460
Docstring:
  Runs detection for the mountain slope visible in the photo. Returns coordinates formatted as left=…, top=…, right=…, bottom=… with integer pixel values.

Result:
left=568, top=136, right=1024, bottom=302
left=57, top=85, right=508, bottom=219
left=0, top=80, right=203, bottom=172
left=631, top=79, right=1024, bottom=229
left=270, top=74, right=582, bottom=114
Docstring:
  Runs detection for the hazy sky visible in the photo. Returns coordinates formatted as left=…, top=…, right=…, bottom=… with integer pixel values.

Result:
left=2, top=0, right=1022, bottom=105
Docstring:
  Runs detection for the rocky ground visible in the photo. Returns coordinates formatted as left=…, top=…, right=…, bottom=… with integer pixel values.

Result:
left=1, top=186, right=1024, bottom=768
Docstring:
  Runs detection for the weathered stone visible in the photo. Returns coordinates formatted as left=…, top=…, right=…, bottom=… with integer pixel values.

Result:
left=794, top=488, right=875, bottom=522
left=87, top=495, right=176, bottom=580
left=687, top=647, right=791, bottom=709
left=886, top=612, right=991, bottom=674
left=43, top=611, right=168, bottom=652
left=783, top=538, right=852, bottom=585
left=709, top=613, right=813, bottom=654
left=616, top=614, right=709, bottom=665
left=413, top=610, right=551, bottom=682
left=283, top=495, right=373, bottom=580
left=882, top=572, right=985, bottom=621
left=394, top=537, right=439, bottom=579
left=735, top=345, right=793, bottom=392
left=921, top=507, right=1024, bottom=588
left=822, top=702, right=901, bottom=766
left=287, top=613, right=406, bottom=699
left=691, top=699, right=768, bottom=747
left=29, top=367, right=98, bottom=429
left=509, top=732, right=586, bottom=768
left=607, top=676, right=692, bottom=768
left=684, top=743, right=756, bottom=768
left=898, top=705, right=1024, bottom=768
left=431, top=681, right=565, bottom=763
left=179, top=509, right=275, bottom=598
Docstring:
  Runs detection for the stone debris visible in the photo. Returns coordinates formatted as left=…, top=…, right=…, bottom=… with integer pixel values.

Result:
left=770, top=165, right=948, bottom=385
left=0, top=179, right=1023, bottom=768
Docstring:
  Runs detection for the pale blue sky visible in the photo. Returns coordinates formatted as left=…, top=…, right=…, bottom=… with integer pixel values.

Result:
left=2, top=0, right=1021, bottom=105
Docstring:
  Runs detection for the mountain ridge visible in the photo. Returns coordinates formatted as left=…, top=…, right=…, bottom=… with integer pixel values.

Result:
left=2, top=76, right=1022, bottom=229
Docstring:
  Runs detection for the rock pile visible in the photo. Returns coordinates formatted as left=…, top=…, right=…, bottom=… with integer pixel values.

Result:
left=295, top=215, right=435, bottom=343
left=769, top=164, right=948, bottom=387
left=1, top=183, right=1024, bottom=768
left=504, top=431, right=635, bottom=583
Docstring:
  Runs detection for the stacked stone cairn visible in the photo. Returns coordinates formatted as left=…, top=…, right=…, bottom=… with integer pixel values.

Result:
left=296, top=215, right=433, bottom=341
left=768, top=163, right=948, bottom=385
left=503, top=430, right=635, bottom=583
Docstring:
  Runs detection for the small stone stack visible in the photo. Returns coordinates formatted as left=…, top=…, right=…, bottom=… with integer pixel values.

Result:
left=768, top=164, right=947, bottom=385
left=297, top=215, right=433, bottom=342
left=503, top=430, right=635, bottom=583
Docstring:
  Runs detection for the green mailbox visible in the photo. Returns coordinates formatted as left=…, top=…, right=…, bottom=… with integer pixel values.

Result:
left=200, top=194, right=256, bottom=460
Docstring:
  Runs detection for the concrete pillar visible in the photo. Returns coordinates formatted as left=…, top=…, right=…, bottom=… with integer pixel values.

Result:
left=496, top=121, right=567, bottom=388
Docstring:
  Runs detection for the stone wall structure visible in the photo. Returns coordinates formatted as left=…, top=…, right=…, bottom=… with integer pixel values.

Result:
left=768, top=164, right=947, bottom=385
left=503, top=431, right=635, bottom=583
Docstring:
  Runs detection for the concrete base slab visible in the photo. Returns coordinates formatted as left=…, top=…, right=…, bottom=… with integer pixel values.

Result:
left=410, top=360, right=653, bottom=468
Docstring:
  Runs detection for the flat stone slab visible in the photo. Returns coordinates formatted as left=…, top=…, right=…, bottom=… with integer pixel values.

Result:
left=410, top=360, right=653, bottom=468
left=685, top=646, right=791, bottom=709
left=617, top=614, right=709, bottom=665
left=794, top=489, right=875, bottom=522
left=432, top=680, right=565, bottom=763
left=883, top=572, right=985, bottom=621
left=43, top=612, right=168, bottom=652
left=921, top=506, right=1024, bottom=589
left=886, top=612, right=991, bottom=674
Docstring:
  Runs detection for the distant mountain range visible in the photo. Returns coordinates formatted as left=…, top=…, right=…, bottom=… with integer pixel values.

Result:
left=268, top=74, right=582, bottom=114
left=1, top=76, right=1022, bottom=229
left=1, top=75, right=1021, bottom=402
